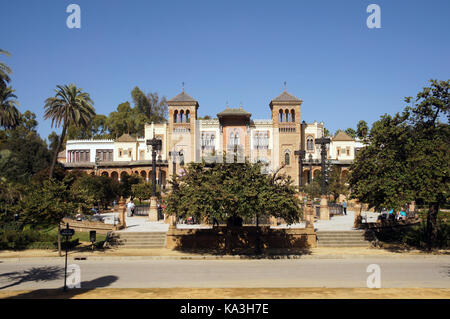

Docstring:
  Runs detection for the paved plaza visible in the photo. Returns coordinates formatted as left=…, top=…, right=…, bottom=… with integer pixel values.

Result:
left=102, top=210, right=380, bottom=232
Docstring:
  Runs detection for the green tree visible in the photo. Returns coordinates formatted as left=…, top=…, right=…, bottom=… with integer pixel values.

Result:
left=131, top=87, right=167, bottom=123
left=0, top=111, right=52, bottom=184
left=107, top=102, right=147, bottom=138
left=165, top=160, right=302, bottom=225
left=66, top=114, right=110, bottom=141
left=71, top=174, right=120, bottom=211
left=119, top=173, right=143, bottom=199
left=17, top=177, right=93, bottom=255
left=327, top=166, right=349, bottom=202
left=356, top=120, right=369, bottom=140
left=0, top=49, right=12, bottom=90
left=0, top=86, right=20, bottom=129
left=349, top=79, right=449, bottom=249
left=344, top=128, right=357, bottom=139
left=44, top=84, right=96, bottom=178
left=131, top=181, right=155, bottom=203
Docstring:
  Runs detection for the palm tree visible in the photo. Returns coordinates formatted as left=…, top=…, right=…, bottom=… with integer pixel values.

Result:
left=0, top=49, right=12, bottom=90
left=0, top=86, right=20, bottom=128
left=44, top=84, right=96, bottom=178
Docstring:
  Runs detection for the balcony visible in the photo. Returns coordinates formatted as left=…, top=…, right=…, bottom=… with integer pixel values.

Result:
left=173, top=123, right=190, bottom=133
left=278, top=123, right=296, bottom=133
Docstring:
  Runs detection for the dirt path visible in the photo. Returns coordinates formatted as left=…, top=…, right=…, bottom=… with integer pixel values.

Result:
left=1, top=288, right=449, bottom=299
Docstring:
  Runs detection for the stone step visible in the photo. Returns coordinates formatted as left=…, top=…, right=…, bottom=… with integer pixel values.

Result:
left=317, top=239, right=369, bottom=244
left=109, top=231, right=167, bottom=249
left=116, top=235, right=167, bottom=240
left=118, top=244, right=166, bottom=249
left=120, top=239, right=165, bottom=244
left=318, top=243, right=370, bottom=247
left=114, top=232, right=167, bottom=236
left=317, top=233, right=366, bottom=238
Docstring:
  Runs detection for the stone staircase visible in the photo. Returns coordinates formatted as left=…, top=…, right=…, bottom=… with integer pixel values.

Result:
left=316, top=230, right=373, bottom=247
left=108, top=232, right=167, bottom=249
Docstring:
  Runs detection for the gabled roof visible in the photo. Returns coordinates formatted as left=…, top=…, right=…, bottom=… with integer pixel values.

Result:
left=116, top=133, right=137, bottom=143
left=271, top=90, right=302, bottom=103
left=217, top=107, right=252, bottom=118
left=168, top=91, right=197, bottom=103
left=333, top=131, right=354, bottom=141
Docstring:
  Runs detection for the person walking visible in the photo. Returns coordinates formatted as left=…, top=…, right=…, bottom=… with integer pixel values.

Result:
left=343, top=200, right=347, bottom=215
left=130, top=200, right=135, bottom=216
left=126, top=201, right=133, bottom=217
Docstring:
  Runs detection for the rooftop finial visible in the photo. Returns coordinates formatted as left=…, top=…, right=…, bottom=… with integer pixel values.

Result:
left=182, top=81, right=185, bottom=93
left=284, top=81, right=287, bottom=91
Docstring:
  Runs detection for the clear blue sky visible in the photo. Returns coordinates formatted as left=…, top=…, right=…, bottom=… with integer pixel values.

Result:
left=1, top=0, right=449, bottom=141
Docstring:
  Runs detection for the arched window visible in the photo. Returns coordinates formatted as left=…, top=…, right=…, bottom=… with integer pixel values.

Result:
left=229, top=132, right=235, bottom=146
left=285, top=109, right=289, bottom=122
left=291, top=109, right=295, bottom=122
left=235, top=132, right=240, bottom=145
left=279, top=109, right=283, bottom=122
left=173, top=110, right=178, bottom=123
left=180, top=110, right=184, bottom=123
left=284, top=151, right=290, bottom=165
left=307, top=137, right=314, bottom=151
left=186, top=110, right=190, bottom=123
left=179, top=150, right=184, bottom=166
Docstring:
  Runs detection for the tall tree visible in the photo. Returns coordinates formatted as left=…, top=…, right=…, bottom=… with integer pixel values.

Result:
left=0, top=111, right=52, bottom=184
left=131, top=87, right=167, bottom=123
left=356, top=120, right=369, bottom=140
left=0, top=49, right=12, bottom=90
left=66, top=114, right=110, bottom=141
left=44, top=84, right=95, bottom=178
left=165, top=160, right=302, bottom=225
left=0, top=87, right=20, bottom=129
left=344, top=128, right=357, bottom=139
left=404, top=79, right=449, bottom=249
left=349, top=79, right=449, bottom=249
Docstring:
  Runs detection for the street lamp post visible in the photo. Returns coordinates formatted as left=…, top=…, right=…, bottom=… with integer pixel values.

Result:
left=308, top=153, right=313, bottom=184
left=146, top=136, right=162, bottom=221
left=157, top=154, right=162, bottom=187
left=294, top=121, right=307, bottom=191
left=314, top=136, right=331, bottom=220
left=169, top=150, right=181, bottom=182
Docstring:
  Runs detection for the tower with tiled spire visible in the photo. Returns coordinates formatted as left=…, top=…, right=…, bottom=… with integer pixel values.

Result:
left=269, top=84, right=303, bottom=186
left=167, top=85, right=199, bottom=177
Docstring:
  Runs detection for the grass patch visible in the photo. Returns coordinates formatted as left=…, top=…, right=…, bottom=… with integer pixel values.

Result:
left=0, top=224, right=106, bottom=251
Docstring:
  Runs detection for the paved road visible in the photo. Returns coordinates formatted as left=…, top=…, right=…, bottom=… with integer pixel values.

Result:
left=0, top=257, right=449, bottom=290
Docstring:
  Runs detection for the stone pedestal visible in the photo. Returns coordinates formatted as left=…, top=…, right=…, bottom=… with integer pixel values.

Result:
left=269, top=216, right=277, bottom=226
left=319, top=195, right=329, bottom=220
left=353, top=202, right=362, bottom=228
left=409, top=201, right=415, bottom=212
left=118, top=197, right=126, bottom=229
left=169, top=215, right=177, bottom=226
left=305, top=199, right=315, bottom=228
left=148, top=196, right=158, bottom=222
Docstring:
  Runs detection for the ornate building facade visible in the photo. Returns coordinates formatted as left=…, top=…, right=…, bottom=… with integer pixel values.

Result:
left=61, top=89, right=363, bottom=189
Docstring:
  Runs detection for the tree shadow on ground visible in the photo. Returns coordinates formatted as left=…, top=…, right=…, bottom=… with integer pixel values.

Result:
left=0, top=266, right=63, bottom=290
left=172, top=226, right=313, bottom=257
left=3, top=275, right=118, bottom=299
left=363, top=222, right=449, bottom=254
